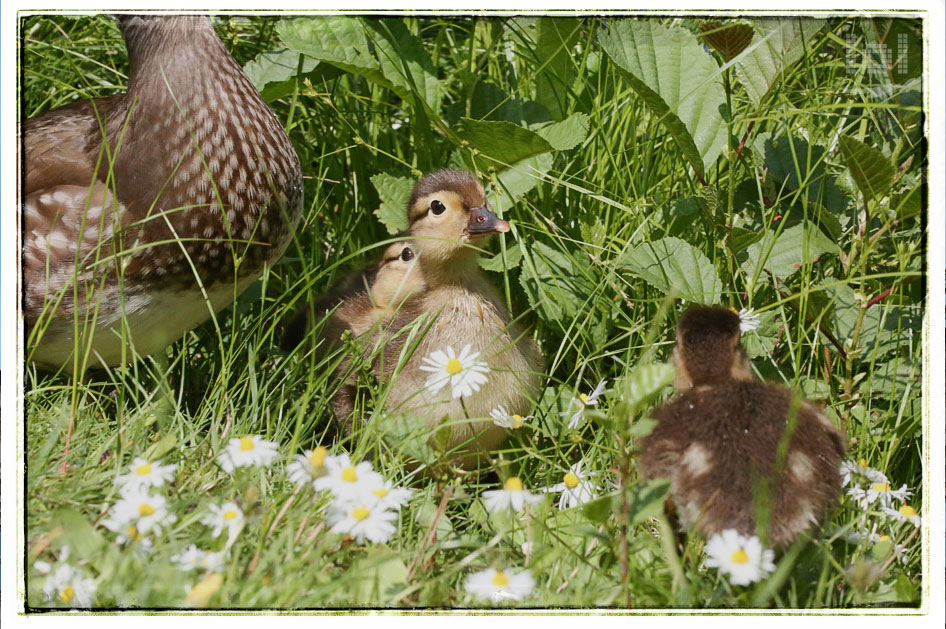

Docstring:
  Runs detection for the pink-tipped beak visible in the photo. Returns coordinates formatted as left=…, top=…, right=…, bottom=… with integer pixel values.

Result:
left=467, top=206, right=510, bottom=236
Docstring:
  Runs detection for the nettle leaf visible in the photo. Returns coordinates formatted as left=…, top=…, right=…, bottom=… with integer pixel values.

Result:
left=533, top=17, right=582, bottom=120
left=599, top=20, right=727, bottom=176
left=243, top=48, right=323, bottom=101
left=371, top=173, right=412, bottom=234
left=445, top=80, right=550, bottom=126
left=365, top=20, right=443, bottom=113
left=754, top=133, right=850, bottom=213
left=277, top=17, right=391, bottom=90
left=733, top=18, right=826, bottom=106
left=457, top=117, right=553, bottom=168
left=628, top=479, right=671, bottom=526
left=519, top=241, right=593, bottom=322
left=619, top=362, right=675, bottom=412
left=479, top=242, right=523, bottom=272
left=535, top=112, right=590, bottom=151
left=838, top=136, right=895, bottom=200
left=486, top=153, right=553, bottom=211
left=620, top=237, right=722, bottom=304
left=741, top=222, right=834, bottom=284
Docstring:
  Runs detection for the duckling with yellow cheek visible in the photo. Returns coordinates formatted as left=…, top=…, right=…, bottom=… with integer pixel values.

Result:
left=384, top=169, right=543, bottom=466
left=638, top=305, right=846, bottom=548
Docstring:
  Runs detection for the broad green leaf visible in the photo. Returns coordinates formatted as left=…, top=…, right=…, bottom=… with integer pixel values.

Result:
left=277, top=17, right=391, bottom=90
left=754, top=133, right=850, bottom=213
left=535, top=112, right=589, bottom=151
left=533, top=17, right=582, bottom=120
left=620, top=237, right=722, bottom=304
left=838, top=136, right=895, bottom=200
left=581, top=493, right=617, bottom=524
left=370, top=173, right=412, bottom=234
left=628, top=479, right=671, bottom=526
left=456, top=117, right=553, bottom=168
left=243, top=48, right=323, bottom=101
left=365, top=20, right=444, bottom=113
left=444, top=80, right=549, bottom=126
left=741, top=222, right=834, bottom=283
left=142, top=431, right=177, bottom=462
left=479, top=242, right=523, bottom=272
left=599, top=20, right=727, bottom=175
left=519, top=241, right=593, bottom=322
left=733, top=18, right=826, bottom=106
left=350, top=550, right=409, bottom=605
left=51, top=508, right=107, bottom=563
left=619, top=362, right=675, bottom=411
left=486, top=153, right=553, bottom=211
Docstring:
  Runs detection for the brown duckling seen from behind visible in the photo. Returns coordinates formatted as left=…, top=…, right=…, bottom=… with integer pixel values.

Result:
left=383, top=169, right=543, bottom=467
left=638, top=305, right=846, bottom=548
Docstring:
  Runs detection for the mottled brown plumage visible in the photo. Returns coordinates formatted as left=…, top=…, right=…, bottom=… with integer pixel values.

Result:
left=639, top=306, right=845, bottom=548
left=23, top=15, right=302, bottom=369
left=384, top=170, right=543, bottom=467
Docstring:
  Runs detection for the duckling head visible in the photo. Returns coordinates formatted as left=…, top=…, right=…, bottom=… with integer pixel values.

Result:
left=671, top=305, right=754, bottom=390
left=406, top=169, right=509, bottom=267
left=370, top=241, right=425, bottom=310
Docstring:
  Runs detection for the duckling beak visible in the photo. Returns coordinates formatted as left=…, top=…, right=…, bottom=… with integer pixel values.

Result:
left=466, top=206, right=510, bottom=237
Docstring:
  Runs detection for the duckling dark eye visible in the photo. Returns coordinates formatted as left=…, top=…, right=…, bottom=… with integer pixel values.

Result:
left=430, top=199, right=446, bottom=215
left=400, top=247, right=415, bottom=262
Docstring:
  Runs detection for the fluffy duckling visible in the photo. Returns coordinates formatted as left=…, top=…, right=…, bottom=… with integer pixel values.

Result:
left=383, top=169, right=543, bottom=465
left=638, top=305, right=845, bottom=548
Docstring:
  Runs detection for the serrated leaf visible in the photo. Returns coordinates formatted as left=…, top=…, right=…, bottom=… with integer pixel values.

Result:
left=620, top=237, right=722, bottom=304
left=701, top=21, right=755, bottom=62
left=445, top=80, right=550, bottom=126
left=486, top=153, right=553, bottom=211
left=741, top=222, right=834, bottom=283
left=519, top=241, right=593, bottom=322
left=456, top=118, right=553, bottom=168
left=581, top=493, right=616, bottom=524
left=620, top=362, right=675, bottom=411
left=365, top=19, right=443, bottom=112
left=754, top=133, right=850, bottom=213
left=479, top=242, right=523, bottom=272
left=733, top=18, right=826, bottom=106
left=599, top=20, right=727, bottom=176
left=535, top=112, right=589, bottom=151
left=277, top=17, right=391, bottom=90
left=628, top=479, right=671, bottom=526
left=243, top=48, right=323, bottom=101
left=838, top=136, right=895, bottom=200
left=534, top=17, right=582, bottom=120
left=370, top=173, right=412, bottom=234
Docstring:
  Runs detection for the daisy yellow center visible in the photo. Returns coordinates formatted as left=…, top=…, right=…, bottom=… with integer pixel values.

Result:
left=138, top=502, right=156, bottom=517
left=878, top=535, right=891, bottom=542
left=446, top=358, right=464, bottom=375
left=858, top=458, right=868, bottom=469
left=871, top=483, right=891, bottom=493
left=373, top=488, right=388, bottom=498
left=899, top=505, right=917, bottom=517
left=563, top=473, right=580, bottom=489
left=504, top=477, right=524, bottom=492
left=60, top=586, right=75, bottom=604
left=224, top=509, right=238, bottom=521
left=125, top=525, right=141, bottom=541
left=353, top=506, right=370, bottom=521
left=308, top=446, right=327, bottom=467
left=341, top=466, right=358, bottom=482
left=239, top=437, right=256, bottom=452
left=135, top=463, right=152, bottom=476
left=579, top=393, right=589, bottom=403
left=491, top=571, right=510, bottom=587
left=512, top=414, right=523, bottom=427
left=730, top=548, right=749, bottom=564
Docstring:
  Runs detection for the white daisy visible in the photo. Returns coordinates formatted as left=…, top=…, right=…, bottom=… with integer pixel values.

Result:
left=102, top=488, right=177, bottom=537
left=847, top=482, right=912, bottom=509
left=41, top=564, right=97, bottom=607
left=171, top=545, right=226, bottom=572
left=840, top=458, right=888, bottom=489
left=419, top=344, right=490, bottom=398
left=482, top=476, right=545, bottom=513
left=464, top=567, right=535, bottom=604
left=882, top=503, right=921, bottom=528
left=366, top=480, right=415, bottom=511
left=201, top=501, right=244, bottom=542
left=115, top=457, right=178, bottom=491
left=703, top=529, right=776, bottom=586
left=216, top=435, right=280, bottom=473
left=313, top=453, right=385, bottom=503
left=490, top=405, right=531, bottom=429
left=544, top=461, right=597, bottom=509
left=328, top=502, right=397, bottom=544
left=286, top=446, right=330, bottom=487
left=737, top=307, right=761, bottom=334
left=567, top=378, right=611, bottom=429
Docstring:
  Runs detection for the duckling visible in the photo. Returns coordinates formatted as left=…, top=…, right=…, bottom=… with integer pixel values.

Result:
left=383, top=169, right=543, bottom=466
left=638, top=305, right=845, bottom=548
left=282, top=242, right=425, bottom=428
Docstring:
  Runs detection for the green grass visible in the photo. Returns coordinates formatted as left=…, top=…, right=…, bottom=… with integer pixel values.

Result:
left=23, top=14, right=924, bottom=610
